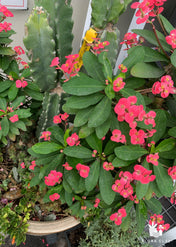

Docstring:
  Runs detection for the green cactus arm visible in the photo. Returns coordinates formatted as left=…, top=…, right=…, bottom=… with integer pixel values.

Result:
left=36, top=92, right=60, bottom=139
left=23, top=10, right=56, bottom=92
left=91, top=0, right=109, bottom=29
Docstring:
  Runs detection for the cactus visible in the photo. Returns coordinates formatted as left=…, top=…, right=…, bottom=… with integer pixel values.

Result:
left=23, top=9, right=56, bottom=92
left=36, top=92, right=60, bottom=139
left=91, top=0, right=133, bottom=68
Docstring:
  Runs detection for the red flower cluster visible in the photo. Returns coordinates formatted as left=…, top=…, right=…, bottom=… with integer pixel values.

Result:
left=146, top=153, right=159, bottom=166
left=0, top=4, right=13, bottom=17
left=94, top=198, right=100, bottom=208
left=113, top=77, right=126, bottom=92
left=14, top=46, right=25, bottom=56
left=103, top=162, right=114, bottom=171
left=66, top=133, right=80, bottom=146
left=111, top=129, right=126, bottom=144
left=44, top=170, right=63, bottom=186
left=40, top=131, right=51, bottom=141
left=120, top=32, right=139, bottom=49
left=53, top=112, right=69, bottom=124
left=29, top=160, right=36, bottom=170
left=168, top=166, right=176, bottom=180
left=76, top=163, right=90, bottom=178
left=110, top=208, right=127, bottom=225
left=131, top=0, right=166, bottom=24
left=62, top=162, right=73, bottom=171
left=166, top=29, right=176, bottom=49
left=149, top=214, right=170, bottom=232
left=133, top=164, right=156, bottom=183
left=16, top=79, right=28, bottom=88
left=91, top=38, right=110, bottom=54
left=152, top=75, right=176, bottom=98
left=9, top=114, right=19, bottom=123
left=49, top=193, right=60, bottom=202
left=0, top=22, right=12, bottom=32
left=170, top=192, right=176, bottom=204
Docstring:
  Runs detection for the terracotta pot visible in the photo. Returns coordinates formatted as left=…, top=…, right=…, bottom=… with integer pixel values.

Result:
left=27, top=216, right=80, bottom=236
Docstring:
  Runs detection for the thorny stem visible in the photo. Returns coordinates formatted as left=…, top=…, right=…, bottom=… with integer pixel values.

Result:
left=156, top=14, right=167, bottom=36
left=151, top=23, right=170, bottom=60
left=137, top=88, right=152, bottom=94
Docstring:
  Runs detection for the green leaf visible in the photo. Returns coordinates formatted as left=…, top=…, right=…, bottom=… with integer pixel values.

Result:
left=88, top=96, right=111, bottom=128
left=0, top=46, right=15, bottom=55
left=8, top=83, right=19, bottom=101
left=136, top=201, right=148, bottom=236
left=0, top=80, right=13, bottom=93
left=63, top=174, right=72, bottom=193
left=98, top=52, right=112, bottom=81
left=74, top=106, right=93, bottom=127
left=132, top=29, right=171, bottom=52
left=85, top=159, right=100, bottom=191
left=155, top=139, right=176, bottom=153
left=11, top=96, right=26, bottom=109
left=99, top=165, right=116, bottom=205
left=115, top=145, right=148, bottom=161
left=13, top=120, right=27, bottom=131
left=104, top=140, right=121, bottom=156
left=0, top=97, right=7, bottom=111
left=159, top=14, right=174, bottom=34
left=149, top=110, right=167, bottom=143
left=79, top=125, right=94, bottom=139
left=125, top=77, right=145, bottom=89
left=105, top=84, right=115, bottom=99
left=63, top=146, right=92, bottom=159
left=83, top=51, right=105, bottom=81
left=168, top=126, right=176, bottom=138
left=65, top=93, right=104, bottom=109
left=12, top=109, right=31, bottom=119
left=144, top=197, right=162, bottom=214
left=143, top=46, right=169, bottom=63
left=32, top=142, right=62, bottom=154
left=153, top=162, right=173, bottom=197
left=24, top=87, right=43, bottom=101
left=86, top=133, right=102, bottom=153
left=121, top=200, right=134, bottom=231
left=120, top=88, right=146, bottom=108
left=112, top=157, right=133, bottom=168
left=30, top=173, right=41, bottom=187
left=62, top=72, right=105, bottom=96
left=48, top=125, right=65, bottom=146
left=136, top=181, right=149, bottom=200
left=131, top=62, right=164, bottom=78
left=64, top=170, right=83, bottom=193
left=96, top=116, right=111, bottom=139
left=1, top=116, right=9, bottom=136
left=171, top=49, right=176, bottom=67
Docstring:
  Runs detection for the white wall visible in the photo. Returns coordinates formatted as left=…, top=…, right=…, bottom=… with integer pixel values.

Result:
left=5, top=0, right=90, bottom=62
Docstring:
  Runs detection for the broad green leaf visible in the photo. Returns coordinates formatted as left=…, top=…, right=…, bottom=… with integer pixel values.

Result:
left=9, top=125, right=20, bottom=135
left=63, top=146, right=92, bottom=159
left=88, top=96, right=111, bottom=128
left=11, top=96, right=26, bottom=109
left=171, top=49, right=176, bottom=67
left=0, top=46, right=15, bottom=55
left=74, top=106, right=93, bottom=127
left=0, top=80, right=13, bottom=93
left=115, top=145, right=148, bottom=161
left=125, top=77, right=145, bottom=89
left=143, top=46, right=168, bottom=62
left=24, top=87, right=43, bottom=101
left=64, top=170, right=83, bottom=193
left=136, top=201, right=147, bottom=236
left=96, top=116, right=111, bottom=139
left=63, top=174, right=72, bottom=193
left=65, top=93, right=104, bottom=109
left=32, top=142, right=62, bottom=154
left=155, top=139, right=176, bottom=153
left=121, top=200, right=134, bottom=231
left=149, top=110, right=167, bottom=143
left=8, top=83, right=19, bottom=101
left=65, top=191, right=73, bottom=206
left=13, top=120, right=27, bottom=131
left=62, top=72, right=105, bottom=96
left=168, top=126, right=176, bottom=138
left=85, top=159, right=100, bottom=191
left=153, top=162, right=173, bottom=197
left=83, top=51, right=105, bottom=81
left=79, top=125, right=94, bottom=139
left=98, top=52, right=112, bottom=81
left=144, top=197, right=162, bottom=214
left=48, top=125, right=65, bottom=146
left=99, top=165, right=116, bottom=205
left=1, top=116, right=9, bottom=136
left=159, top=14, right=174, bottom=34
left=112, top=157, right=133, bottom=168
left=0, top=97, right=7, bottom=111
left=136, top=181, right=149, bottom=200
left=30, top=173, right=41, bottom=187
left=105, top=84, right=115, bottom=100
left=11, top=109, right=31, bottom=119
left=132, top=29, right=171, bottom=52
left=131, top=62, right=164, bottom=78
left=86, top=133, right=102, bottom=153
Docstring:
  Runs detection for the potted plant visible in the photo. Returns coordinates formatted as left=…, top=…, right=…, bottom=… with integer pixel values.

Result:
left=1, top=0, right=176, bottom=245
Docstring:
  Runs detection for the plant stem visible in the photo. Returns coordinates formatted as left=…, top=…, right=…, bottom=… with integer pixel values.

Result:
left=137, top=88, right=152, bottom=94
left=152, top=23, right=170, bottom=60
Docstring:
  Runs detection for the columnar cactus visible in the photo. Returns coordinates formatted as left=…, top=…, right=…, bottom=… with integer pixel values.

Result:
left=91, top=0, right=132, bottom=68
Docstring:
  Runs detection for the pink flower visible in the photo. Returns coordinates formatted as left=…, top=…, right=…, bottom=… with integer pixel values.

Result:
left=111, top=129, right=126, bottom=144
left=168, top=166, right=176, bottom=180
left=76, top=163, right=90, bottom=178
left=129, top=129, right=146, bottom=145
left=49, top=193, right=60, bottom=202
left=50, top=57, right=59, bottom=67
left=92, top=150, right=97, bottom=157
left=40, top=131, right=51, bottom=141
left=133, top=164, right=156, bottom=184
left=113, top=77, right=125, bottom=92
left=29, top=160, right=36, bottom=170
left=20, top=162, right=25, bottom=169
left=94, top=198, right=100, bottom=208
left=0, top=22, right=12, bottom=32
left=110, top=208, right=127, bottom=225
left=103, top=162, right=114, bottom=171
left=118, top=64, right=127, bottom=73
left=166, top=29, right=176, bottom=49
left=15, top=79, right=28, bottom=88
left=66, top=133, right=80, bottom=146
left=45, top=170, right=63, bottom=186
left=60, top=113, right=69, bottom=121
left=120, top=32, right=138, bottom=48
left=0, top=5, right=14, bottom=17
left=9, top=114, right=19, bottom=123
left=53, top=115, right=62, bottom=124
left=146, top=153, right=159, bottom=166
left=62, top=162, right=73, bottom=170
left=14, top=46, right=25, bottom=55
